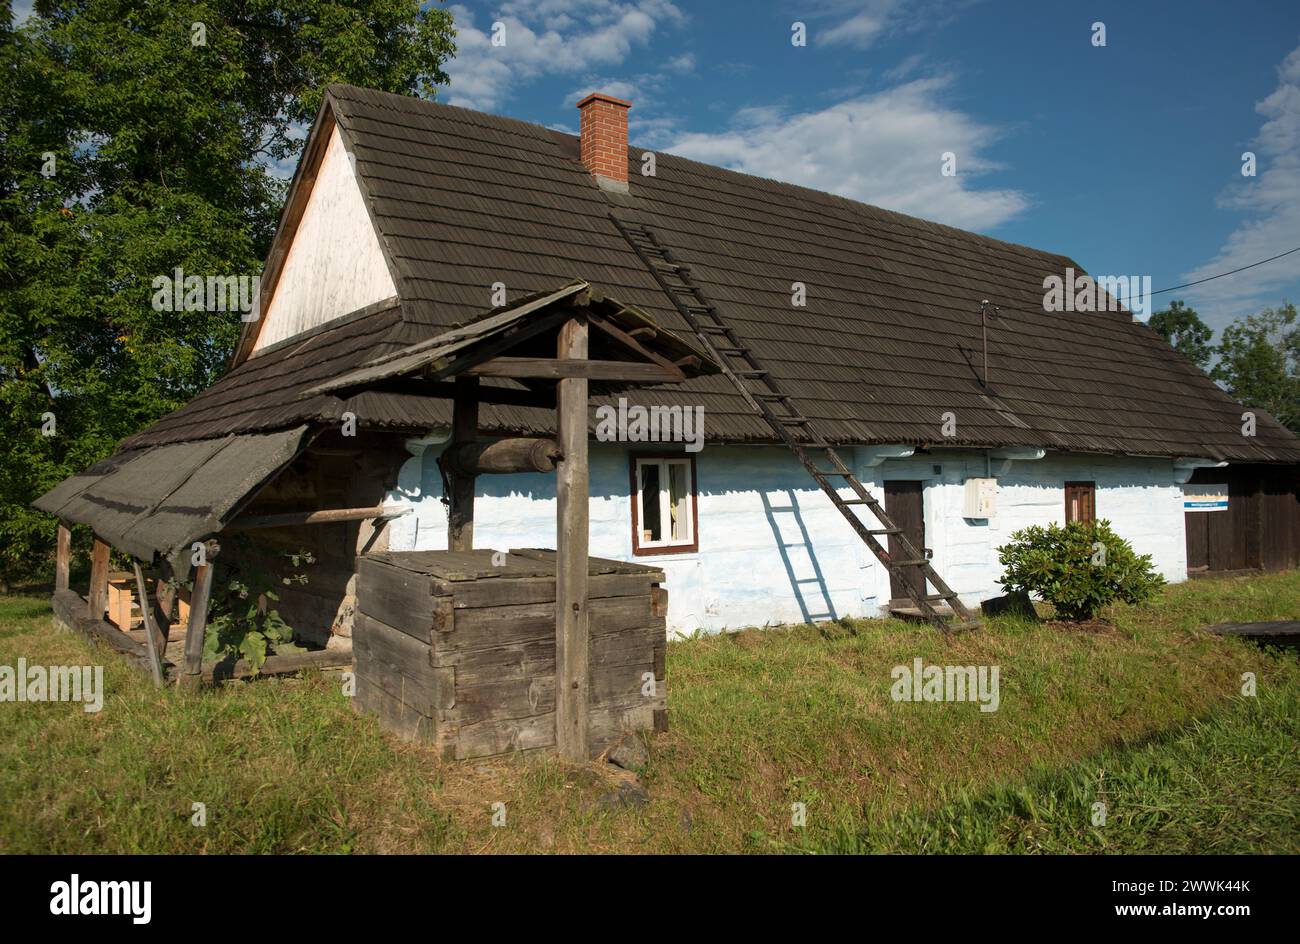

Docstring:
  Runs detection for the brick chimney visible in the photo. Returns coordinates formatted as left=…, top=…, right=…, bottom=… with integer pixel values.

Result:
left=577, top=92, right=631, bottom=192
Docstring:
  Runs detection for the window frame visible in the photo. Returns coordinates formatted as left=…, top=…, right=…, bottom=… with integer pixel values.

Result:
left=629, top=452, right=699, bottom=556
left=1064, top=480, right=1097, bottom=524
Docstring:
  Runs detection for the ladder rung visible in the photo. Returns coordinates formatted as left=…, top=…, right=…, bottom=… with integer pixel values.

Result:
left=696, top=320, right=727, bottom=329
left=892, top=559, right=928, bottom=567
left=867, top=528, right=901, bottom=534
left=775, top=415, right=810, bottom=425
left=735, top=369, right=769, bottom=378
left=839, top=499, right=871, bottom=506
left=920, top=593, right=955, bottom=602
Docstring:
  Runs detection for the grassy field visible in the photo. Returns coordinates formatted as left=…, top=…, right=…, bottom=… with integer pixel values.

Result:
left=0, top=572, right=1296, bottom=854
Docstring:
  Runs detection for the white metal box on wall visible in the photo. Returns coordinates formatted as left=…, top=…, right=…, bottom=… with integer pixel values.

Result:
left=963, top=477, right=997, bottom=518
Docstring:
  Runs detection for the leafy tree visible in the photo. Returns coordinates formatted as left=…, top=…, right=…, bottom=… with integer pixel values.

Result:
left=1149, top=299, right=1213, bottom=371
left=1211, top=302, right=1300, bottom=433
left=997, top=520, right=1164, bottom=621
left=0, top=1, right=455, bottom=585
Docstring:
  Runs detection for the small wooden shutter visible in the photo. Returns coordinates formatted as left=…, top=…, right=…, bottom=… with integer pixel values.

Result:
left=1065, top=481, right=1096, bottom=524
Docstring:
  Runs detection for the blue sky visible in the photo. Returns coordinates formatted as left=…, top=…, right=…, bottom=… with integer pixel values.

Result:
left=443, top=0, right=1300, bottom=335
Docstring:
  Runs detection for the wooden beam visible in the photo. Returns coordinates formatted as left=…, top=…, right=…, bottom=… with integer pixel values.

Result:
left=463, top=356, right=684, bottom=384
left=554, top=316, right=591, bottom=760
left=203, top=645, right=353, bottom=683
left=51, top=588, right=153, bottom=675
left=369, top=378, right=556, bottom=410
left=588, top=315, right=684, bottom=376
left=55, top=523, right=71, bottom=592
left=182, top=549, right=218, bottom=686
left=87, top=539, right=110, bottom=622
left=132, top=562, right=164, bottom=688
left=448, top=376, right=479, bottom=553
left=227, top=504, right=411, bottom=531
left=447, top=437, right=561, bottom=475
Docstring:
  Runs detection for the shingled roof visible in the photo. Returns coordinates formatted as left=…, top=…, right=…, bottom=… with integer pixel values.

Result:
left=126, top=83, right=1300, bottom=461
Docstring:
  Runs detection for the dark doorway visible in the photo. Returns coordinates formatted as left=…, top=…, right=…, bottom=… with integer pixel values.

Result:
left=884, top=480, right=925, bottom=601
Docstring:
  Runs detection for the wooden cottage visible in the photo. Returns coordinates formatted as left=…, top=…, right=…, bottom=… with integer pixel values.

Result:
left=34, top=85, right=1300, bottom=757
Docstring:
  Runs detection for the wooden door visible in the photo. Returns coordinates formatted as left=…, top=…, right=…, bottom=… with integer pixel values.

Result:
left=884, top=481, right=925, bottom=601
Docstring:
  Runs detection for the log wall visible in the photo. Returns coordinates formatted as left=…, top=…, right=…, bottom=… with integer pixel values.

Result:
left=353, top=548, right=668, bottom=760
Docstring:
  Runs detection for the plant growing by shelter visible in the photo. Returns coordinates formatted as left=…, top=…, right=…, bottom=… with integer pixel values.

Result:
left=203, top=549, right=315, bottom=673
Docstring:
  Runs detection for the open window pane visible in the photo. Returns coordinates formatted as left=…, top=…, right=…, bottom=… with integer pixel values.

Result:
left=640, top=463, right=662, bottom=543
left=668, top=462, right=689, bottom=542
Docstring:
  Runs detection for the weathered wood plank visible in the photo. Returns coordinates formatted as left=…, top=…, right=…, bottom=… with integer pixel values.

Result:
left=353, top=614, right=441, bottom=687
left=441, top=676, right=554, bottom=725
left=555, top=315, right=590, bottom=759
left=227, top=504, right=410, bottom=530
left=448, top=375, right=479, bottom=552
left=132, top=563, right=164, bottom=687
left=354, top=673, right=435, bottom=742
left=462, top=355, right=683, bottom=384
left=447, top=572, right=655, bottom=609
left=203, top=646, right=353, bottom=683
left=443, top=712, right=556, bottom=760
left=87, top=539, right=110, bottom=621
left=55, top=523, right=71, bottom=592
left=354, top=664, right=447, bottom=716
left=447, top=437, right=561, bottom=475
left=507, top=547, right=664, bottom=578
left=182, top=560, right=216, bottom=684
left=356, top=557, right=451, bottom=642
left=433, top=637, right=554, bottom=683
left=447, top=596, right=653, bottom=652
left=1204, top=621, right=1300, bottom=636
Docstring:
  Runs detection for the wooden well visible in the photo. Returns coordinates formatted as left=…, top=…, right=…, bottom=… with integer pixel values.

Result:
left=353, top=548, right=668, bottom=760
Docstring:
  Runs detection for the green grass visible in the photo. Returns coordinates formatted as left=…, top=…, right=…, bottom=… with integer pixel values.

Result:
left=0, top=572, right=1296, bottom=854
left=825, top=685, right=1299, bottom=853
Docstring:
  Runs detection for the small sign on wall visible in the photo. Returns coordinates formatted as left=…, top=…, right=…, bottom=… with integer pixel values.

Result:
left=1184, top=483, right=1229, bottom=512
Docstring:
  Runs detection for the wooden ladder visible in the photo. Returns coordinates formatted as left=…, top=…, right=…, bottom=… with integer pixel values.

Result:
left=611, top=214, right=980, bottom=632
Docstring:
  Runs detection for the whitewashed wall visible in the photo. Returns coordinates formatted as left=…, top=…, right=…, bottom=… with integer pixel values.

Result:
left=383, top=440, right=1187, bottom=636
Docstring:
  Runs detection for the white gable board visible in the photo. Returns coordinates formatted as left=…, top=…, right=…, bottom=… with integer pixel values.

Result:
left=252, top=124, right=397, bottom=353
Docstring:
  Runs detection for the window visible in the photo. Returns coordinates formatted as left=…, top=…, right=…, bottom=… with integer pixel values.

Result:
left=631, top=455, right=698, bottom=555
left=1065, top=481, right=1096, bottom=524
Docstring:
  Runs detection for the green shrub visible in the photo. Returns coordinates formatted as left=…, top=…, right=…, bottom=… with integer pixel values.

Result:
left=997, top=520, right=1164, bottom=620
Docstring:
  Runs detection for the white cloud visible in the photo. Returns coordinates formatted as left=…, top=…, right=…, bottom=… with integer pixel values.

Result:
left=661, top=77, right=1028, bottom=231
left=665, top=52, right=695, bottom=74
left=1181, top=43, right=1300, bottom=332
left=813, top=0, right=966, bottom=49
left=446, top=1, right=684, bottom=111
left=821, top=4, right=896, bottom=47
